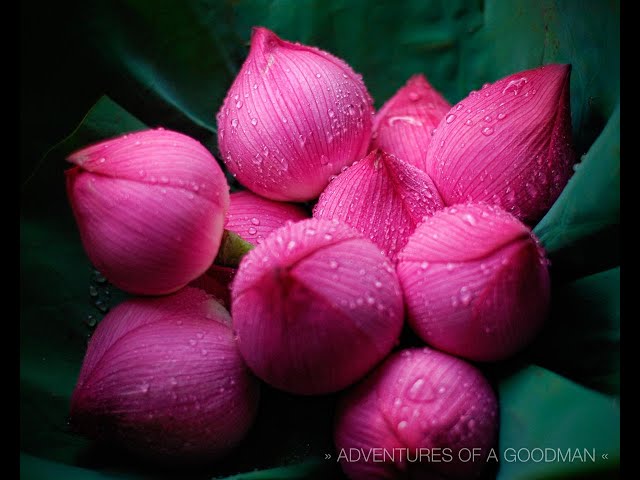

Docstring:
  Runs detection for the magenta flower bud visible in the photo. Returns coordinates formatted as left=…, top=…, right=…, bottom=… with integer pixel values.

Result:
left=66, top=129, right=230, bottom=295
left=232, top=218, right=404, bottom=395
left=397, top=203, right=550, bottom=362
left=70, top=288, right=260, bottom=462
left=425, top=64, right=575, bottom=224
left=335, top=347, right=498, bottom=480
left=226, top=190, right=308, bottom=245
left=370, top=74, right=451, bottom=171
left=314, top=149, right=444, bottom=262
left=217, top=27, right=374, bottom=202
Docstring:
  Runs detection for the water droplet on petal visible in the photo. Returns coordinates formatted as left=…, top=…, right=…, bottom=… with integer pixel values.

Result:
left=459, top=286, right=473, bottom=306
left=482, top=126, right=494, bottom=136
left=446, top=114, right=456, bottom=124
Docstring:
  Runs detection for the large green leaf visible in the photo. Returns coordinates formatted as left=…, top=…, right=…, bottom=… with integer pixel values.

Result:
left=534, top=106, right=620, bottom=280
left=20, top=0, right=620, bottom=479
left=532, top=268, right=620, bottom=396
left=497, top=366, right=620, bottom=479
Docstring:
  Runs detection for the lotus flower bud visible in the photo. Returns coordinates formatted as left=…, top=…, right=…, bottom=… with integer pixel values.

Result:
left=335, top=347, right=498, bottom=480
left=226, top=190, right=308, bottom=245
left=217, top=27, right=374, bottom=201
left=232, top=218, right=404, bottom=395
left=66, top=129, right=230, bottom=295
left=425, top=64, right=575, bottom=224
left=370, top=74, right=451, bottom=171
left=397, top=203, right=550, bottom=361
left=314, top=149, right=443, bottom=262
left=70, top=288, right=260, bottom=462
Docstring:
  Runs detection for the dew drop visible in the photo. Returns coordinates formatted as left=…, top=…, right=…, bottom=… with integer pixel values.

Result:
left=481, top=126, right=494, bottom=136
left=497, top=112, right=507, bottom=120
left=248, top=227, right=257, bottom=235
left=84, top=314, right=97, bottom=327
left=407, top=378, right=435, bottom=402
left=446, top=114, right=456, bottom=124
left=397, top=421, right=408, bottom=430
left=231, top=118, right=238, bottom=128
left=459, top=286, right=473, bottom=306
left=251, top=217, right=260, bottom=226
left=236, top=100, right=243, bottom=109
left=420, top=261, right=429, bottom=270
left=329, top=260, right=338, bottom=269
left=465, top=119, right=474, bottom=126
left=463, top=213, right=477, bottom=226
left=251, top=118, right=258, bottom=126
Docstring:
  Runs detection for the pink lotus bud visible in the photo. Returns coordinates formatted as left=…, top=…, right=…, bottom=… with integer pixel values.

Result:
left=397, top=203, right=550, bottom=362
left=370, top=74, right=451, bottom=171
left=314, top=149, right=444, bottom=262
left=425, top=64, right=575, bottom=224
left=335, top=347, right=498, bottom=480
left=226, top=190, right=308, bottom=245
left=217, top=27, right=374, bottom=202
left=66, top=129, right=230, bottom=295
left=232, top=218, right=404, bottom=395
left=70, top=288, right=260, bottom=462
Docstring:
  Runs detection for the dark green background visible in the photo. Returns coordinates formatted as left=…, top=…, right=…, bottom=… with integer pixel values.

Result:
left=20, top=1, right=620, bottom=478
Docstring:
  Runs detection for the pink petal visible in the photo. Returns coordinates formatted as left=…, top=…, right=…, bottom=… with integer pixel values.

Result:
left=397, top=203, right=550, bottom=361
left=232, top=218, right=404, bottom=395
left=314, top=149, right=444, bottom=262
left=425, top=64, right=575, bottom=224
left=66, top=129, right=229, bottom=295
left=217, top=27, right=374, bottom=201
left=71, top=288, right=260, bottom=462
left=225, top=190, right=308, bottom=245
left=371, top=74, right=451, bottom=171
left=335, top=347, right=498, bottom=479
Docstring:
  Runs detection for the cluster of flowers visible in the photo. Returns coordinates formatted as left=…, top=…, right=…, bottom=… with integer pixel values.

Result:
left=67, top=27, right=574, bottom=478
